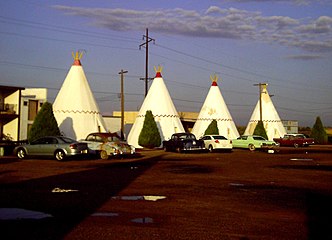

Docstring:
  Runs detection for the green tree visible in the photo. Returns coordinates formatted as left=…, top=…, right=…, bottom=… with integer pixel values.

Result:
left=138, top=110, right=161, bottom=148
left=28, top=102, right=60, bottom=142
left=253, top=121, right=268, bottom=139
left=237, top=126, right=246, bottom=136
left=310, top=116, right=328, bottom=144
left=204, top=119, right=219, bottom=135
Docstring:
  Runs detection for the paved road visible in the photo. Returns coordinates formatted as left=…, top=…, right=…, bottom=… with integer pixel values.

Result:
left=0, top=149, right=332, bottom=239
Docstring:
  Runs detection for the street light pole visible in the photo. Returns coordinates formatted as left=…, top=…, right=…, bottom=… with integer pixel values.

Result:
left=254, top=83, right=266, bottom=122
left=139, top=28, right=155, bottom=97
left=119, top=69, right=128, bottom=140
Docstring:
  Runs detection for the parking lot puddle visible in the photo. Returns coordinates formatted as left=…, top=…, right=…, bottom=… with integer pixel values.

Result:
left=0, top=208, right=53, bottom=220
left=111, top=195, right=166, bottom=201
left=52, top=187, right=79, bottom=193
left=229, top=183, right=245, bottom=187
left=290, top=158, right=313, bottom=161
left=91, top=212, right=119, bottom=217
left=131, top=217, right=154, bottom=224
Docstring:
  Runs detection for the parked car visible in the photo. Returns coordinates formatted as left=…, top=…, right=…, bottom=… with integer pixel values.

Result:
left=201, top=135, right=233, bottom=152
left=83, top=132, right=135, bottom=159
left=163, top=133, right=205, bottom=152
left=14, top=136, right=89, bottom=161
left=273, top=134, right=315, bottom=148
left=232, top=135, right=278, bottom=151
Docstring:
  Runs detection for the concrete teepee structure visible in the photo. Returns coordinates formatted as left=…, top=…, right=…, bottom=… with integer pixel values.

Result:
left=127, top=66, right=184, bottom=148
left=191, top=74, right=239, bottom=139
left=244, top=83, right=286, bottom=140
left=53, top=51, right=107, bottom=140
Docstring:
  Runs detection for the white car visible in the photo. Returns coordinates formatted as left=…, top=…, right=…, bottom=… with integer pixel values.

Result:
left=201, top=135, right=233, bottom=152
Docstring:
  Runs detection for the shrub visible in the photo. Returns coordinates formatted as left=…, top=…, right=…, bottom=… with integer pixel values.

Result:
left=138, top=110, right=161, bottom=148
left=28, top=102, right=60, bottom=142
left=253, top=121, right=268, bottom=139
left=204, top=119, right=219, bottom=135
left=310, top=116, right=328, bottom=144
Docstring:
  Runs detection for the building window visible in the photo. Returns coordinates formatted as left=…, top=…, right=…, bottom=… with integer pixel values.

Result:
left=28, top=100, right=38, bottom=121
left=27, top=124, right=33, bottom=134
left=24, top=101, right=28, bottom=106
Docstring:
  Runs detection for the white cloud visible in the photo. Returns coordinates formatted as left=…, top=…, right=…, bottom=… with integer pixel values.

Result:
left=286, top=54, right=325, bottom=60
left=53, top=5, right=332, bottom=52
left=222, top=0, right=329, bottom=5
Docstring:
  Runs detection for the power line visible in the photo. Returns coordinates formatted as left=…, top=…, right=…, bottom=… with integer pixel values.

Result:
left=0, top=31, right=138, bottom=51
left=0, top=15, right=139, bottom=43
left=154, top=43, right=332, bottom=92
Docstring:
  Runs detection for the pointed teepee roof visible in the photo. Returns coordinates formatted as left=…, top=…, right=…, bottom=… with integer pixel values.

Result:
left=191, top=75, right=239, bottom=139
left=53, top=51, right=107, bottom=140
left=127, top=66, right=185, bottom=148
left=244, top=83, right=286, bottom=140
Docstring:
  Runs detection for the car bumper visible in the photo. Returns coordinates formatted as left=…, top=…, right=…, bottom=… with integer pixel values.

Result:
left=183, top=146, right=206, bottom=151
left=68, top=149, right=89, bottom=155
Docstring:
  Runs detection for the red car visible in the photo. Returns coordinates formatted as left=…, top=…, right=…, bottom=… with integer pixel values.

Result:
left=273, top=134, right=315, bottom=148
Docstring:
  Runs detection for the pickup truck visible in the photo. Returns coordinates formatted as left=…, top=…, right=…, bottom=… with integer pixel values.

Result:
left=273, top=134, right=315, bottom=148
left=163, top=133, right=205, bottom=152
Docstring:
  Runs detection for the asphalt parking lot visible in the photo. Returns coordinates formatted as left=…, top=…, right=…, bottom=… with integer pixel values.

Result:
left=0, top=147, right=332, bottom=240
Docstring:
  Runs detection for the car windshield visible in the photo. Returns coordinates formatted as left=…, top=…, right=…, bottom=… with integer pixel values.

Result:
left=180, top=134, right=195, bottom=140
left=213, top=136, right=227, bottom=140
left=253, top=136, right=266, bottom=141
left=107, top=136, right=120, bottom=142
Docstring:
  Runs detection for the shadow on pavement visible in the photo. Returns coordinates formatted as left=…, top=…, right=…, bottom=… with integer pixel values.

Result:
left=0, top=156, right=160, bottom=240
left=307, top=192, right=332, bottom=240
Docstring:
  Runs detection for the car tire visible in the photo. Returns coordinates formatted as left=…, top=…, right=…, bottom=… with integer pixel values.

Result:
left=208, top=145, right=213, bottom=153
left=55, top=150, right=66, bottom=161
left=100, top=150, right=108, bottom=160
left=163, top=145, right=168, bottom=152
left=248, top=144, right=256, bottom=151
left=16, top=148, right=27, bottom=159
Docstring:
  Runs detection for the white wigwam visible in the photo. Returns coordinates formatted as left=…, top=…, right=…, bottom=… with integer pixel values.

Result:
left=53, top=52, right=107, bottom=140
left=191, top=74, right=239, bottom=140
left=127, top=66, right=184, bottom=148
left=244, top=83, right=286, bottom=140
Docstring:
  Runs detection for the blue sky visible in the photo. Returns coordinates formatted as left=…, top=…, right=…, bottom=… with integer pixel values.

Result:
left=1, top=0, right=331, bottom=127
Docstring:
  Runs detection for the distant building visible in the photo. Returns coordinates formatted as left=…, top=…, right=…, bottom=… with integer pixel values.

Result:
left=0, top=86, right=47, bottom=141
left=20, top=88, right=48, bottom=140
left=0, top=85, right=25, bottom=141
left=282, top=120, right=298, bottom=134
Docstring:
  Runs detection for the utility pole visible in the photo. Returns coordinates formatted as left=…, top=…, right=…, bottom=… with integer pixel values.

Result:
left=119, top=69, right=128, bottom=140
left=253, top=83, right=267, bottom=122
left=139, top=28, right=155, bottom=97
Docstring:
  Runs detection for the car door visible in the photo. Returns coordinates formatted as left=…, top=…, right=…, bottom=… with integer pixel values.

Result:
left=86, top=134, right=102, bottom=150
left=237, top=136, right=248, bottom=148
left=202, top=136, right=211, bottom=148
left=28, top=137, right=55, bottom=156
left=40, top=137, right=58, bottom=156
left=27, top=138, right=45, bottom=155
